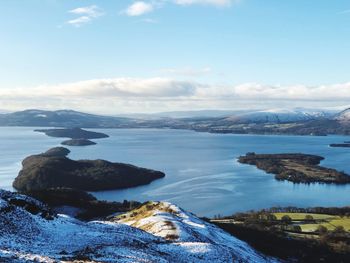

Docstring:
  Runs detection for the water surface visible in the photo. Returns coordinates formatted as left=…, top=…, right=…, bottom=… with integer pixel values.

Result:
left=1, top=127, right=350, bottom=217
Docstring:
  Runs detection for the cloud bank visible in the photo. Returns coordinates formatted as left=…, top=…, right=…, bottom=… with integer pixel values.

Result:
left=1, top=78, right=350, bottom=114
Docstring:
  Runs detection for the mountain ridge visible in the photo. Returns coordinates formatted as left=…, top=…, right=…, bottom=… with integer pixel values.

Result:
left=1, top=108, right=349, bottom=136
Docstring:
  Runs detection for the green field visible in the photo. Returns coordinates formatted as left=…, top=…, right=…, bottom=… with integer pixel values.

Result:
left=274, top=213, right=350, bottom=232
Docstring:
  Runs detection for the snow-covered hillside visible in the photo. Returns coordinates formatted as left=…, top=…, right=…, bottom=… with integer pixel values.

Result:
left=223, top=108, right=335, bottom=124
left=334, top=108, right=350, bottom=122
left=0, top=190, right=277, bottom=262
left=115, top=201, right=277, bottom=262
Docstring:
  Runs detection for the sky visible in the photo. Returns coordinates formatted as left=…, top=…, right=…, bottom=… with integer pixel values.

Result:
left=0, top=0, right=350, bottom=114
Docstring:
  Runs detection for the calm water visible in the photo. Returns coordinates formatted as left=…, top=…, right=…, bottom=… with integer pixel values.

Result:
left=1, top=127, right=350, bottom=217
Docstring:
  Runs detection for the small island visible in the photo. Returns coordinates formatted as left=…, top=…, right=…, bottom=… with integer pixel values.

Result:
left=35, top=127, right=109, bottom=139
left=61, top=138, right=97, bottom=146
left=238, top=152, right=350, bottom=184
left=13, top=147, right=165, bottom=192
left=329, top=143, right=350, bottom=148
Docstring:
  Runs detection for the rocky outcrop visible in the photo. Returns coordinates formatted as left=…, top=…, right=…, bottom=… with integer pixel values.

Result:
left=13, top=148, right=165, bottom=192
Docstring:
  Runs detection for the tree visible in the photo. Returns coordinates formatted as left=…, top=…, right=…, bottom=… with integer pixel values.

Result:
left=291, top=225, right=302, bottom=233
left=281, top=215, right=292, bottom=224
left=316, top=225, right=328, bottom=235
left=259, top=213, right=277, bottom=222
left=333, top=225, right=346, bottom=234
left=304, top=215, right=314, bottom=221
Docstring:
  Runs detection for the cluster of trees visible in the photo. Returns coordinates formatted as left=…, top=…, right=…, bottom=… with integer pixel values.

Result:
left=221, top=209, right=350, bottom=255
left=268, top=206, right=350, bottom=217
left=214, top=220, right=350, bottom=262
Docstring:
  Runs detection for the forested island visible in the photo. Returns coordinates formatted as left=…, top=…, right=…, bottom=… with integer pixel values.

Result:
left=13, top=147, right=165, bottom=192
left=238, top=153, right=350, bottom=184
left=61, top=138, right=97, bottom=146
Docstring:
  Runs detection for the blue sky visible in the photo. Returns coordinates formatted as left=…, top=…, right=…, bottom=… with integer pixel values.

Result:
left=1, top=0, right=350, bottom=113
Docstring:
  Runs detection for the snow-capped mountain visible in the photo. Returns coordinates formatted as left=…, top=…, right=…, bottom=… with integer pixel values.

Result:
left=334, top=108, right=350, bottom=122
left=222, top=108, right=336, bottom=124
left=0, top=109, right=130, bottom=127
left=0, top=190, right=277, bottom=263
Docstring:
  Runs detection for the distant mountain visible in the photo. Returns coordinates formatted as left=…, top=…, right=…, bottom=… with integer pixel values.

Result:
left=334, top=108, right=350, bottom=122
left=119, top=108, right=337, bottom=122
left=0, top=109, right=131, bottom=128
left=120, top=110, right=250, bottom=119
left=1, top=108, right=349, bottom=136
left=219, top=108, right=336, bottom=124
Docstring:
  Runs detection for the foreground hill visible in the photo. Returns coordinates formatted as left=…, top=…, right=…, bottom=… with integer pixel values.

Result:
left=13, top=148, right=165, bottom=192
left=0, top=190, right=276, bottom=262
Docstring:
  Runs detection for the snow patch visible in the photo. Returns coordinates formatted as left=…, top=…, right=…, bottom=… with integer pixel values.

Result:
left=0, top=192, right=279, bottom=262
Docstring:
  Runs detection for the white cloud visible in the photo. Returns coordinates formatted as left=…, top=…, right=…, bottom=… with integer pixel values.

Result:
left=122, top=0, right=236, bottom=18
left=174, top=0, right=233, bottom=7
left=125, top=1, right=154, bottom=16
left=67, top=5, right=104, bottom=27
left=67, top=16, right=92, bottom=27
left=2, top=78, right=350, bottom=114
left=69, top=5, right=103, bottom=17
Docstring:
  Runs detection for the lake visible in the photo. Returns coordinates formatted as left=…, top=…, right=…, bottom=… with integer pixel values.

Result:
left=1, top=127, right=350, bottom=217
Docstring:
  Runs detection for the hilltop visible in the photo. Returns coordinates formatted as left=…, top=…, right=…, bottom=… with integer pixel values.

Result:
left=0, top=190, right=276, bottom=262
